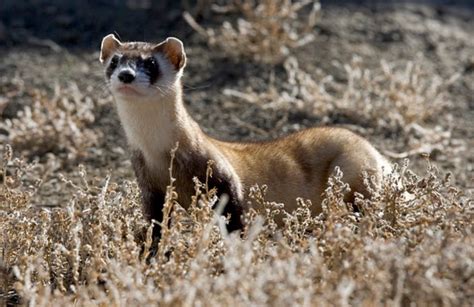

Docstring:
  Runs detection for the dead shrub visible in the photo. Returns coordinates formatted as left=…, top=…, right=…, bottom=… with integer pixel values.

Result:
left=1, top=146, right=471, bottom=305
left=185, top=0, right=321, bottom=64
left=0, top=82, right=100, bottom=165
left=334, top=56, right=454, bottom=130
left=224, top=56, right=464, bottom=159
left=226, top=56, right=453, bottom=131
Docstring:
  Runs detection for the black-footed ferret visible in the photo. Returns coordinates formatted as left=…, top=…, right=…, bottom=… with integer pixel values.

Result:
left=100, top=34, right=390, bottom=236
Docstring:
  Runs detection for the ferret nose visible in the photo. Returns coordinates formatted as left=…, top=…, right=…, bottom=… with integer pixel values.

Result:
left=118, top=71, right=135, bottom=83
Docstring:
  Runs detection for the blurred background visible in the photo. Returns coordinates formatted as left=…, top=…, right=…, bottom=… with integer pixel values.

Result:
left=1, top=1, right=473, bottom=47
left=0, top=0, right=472, bottom=199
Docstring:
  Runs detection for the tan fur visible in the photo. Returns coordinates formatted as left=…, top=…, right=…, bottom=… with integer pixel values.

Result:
left=101, top=34, right=390, bottom=227
left=213, top=128, right=389, bottom=223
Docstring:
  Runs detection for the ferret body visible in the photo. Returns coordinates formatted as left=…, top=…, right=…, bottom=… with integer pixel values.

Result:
left=100, top=34, right=390, bottom=233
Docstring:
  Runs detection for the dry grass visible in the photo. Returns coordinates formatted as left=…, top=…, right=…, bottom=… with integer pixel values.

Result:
left=0, top=145, right=472, bottom=305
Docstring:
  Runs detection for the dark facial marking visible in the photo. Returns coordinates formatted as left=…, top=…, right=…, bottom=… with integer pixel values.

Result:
left=106, top=55, right=119, bottom=79
left=140, top=57, right=160, bottom=85
left=107, top=53, right=160, bottom=86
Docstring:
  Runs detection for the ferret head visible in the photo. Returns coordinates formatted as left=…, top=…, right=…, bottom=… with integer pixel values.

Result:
left=100, top=34, right=186, bottom=99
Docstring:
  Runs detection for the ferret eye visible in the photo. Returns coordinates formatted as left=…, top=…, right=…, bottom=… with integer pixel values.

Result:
left=143, top=57, right=157, bottom=71
left=106, top=55, right=120, bottom=79
left=142, top=57, right=159, bottom=84
left=110, top=55, right=119, bottom=68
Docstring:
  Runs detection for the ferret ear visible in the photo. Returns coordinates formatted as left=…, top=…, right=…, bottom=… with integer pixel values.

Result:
left=100, top=34, right=122, bottom=63
left=154, top=37, right=186, bottom=71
